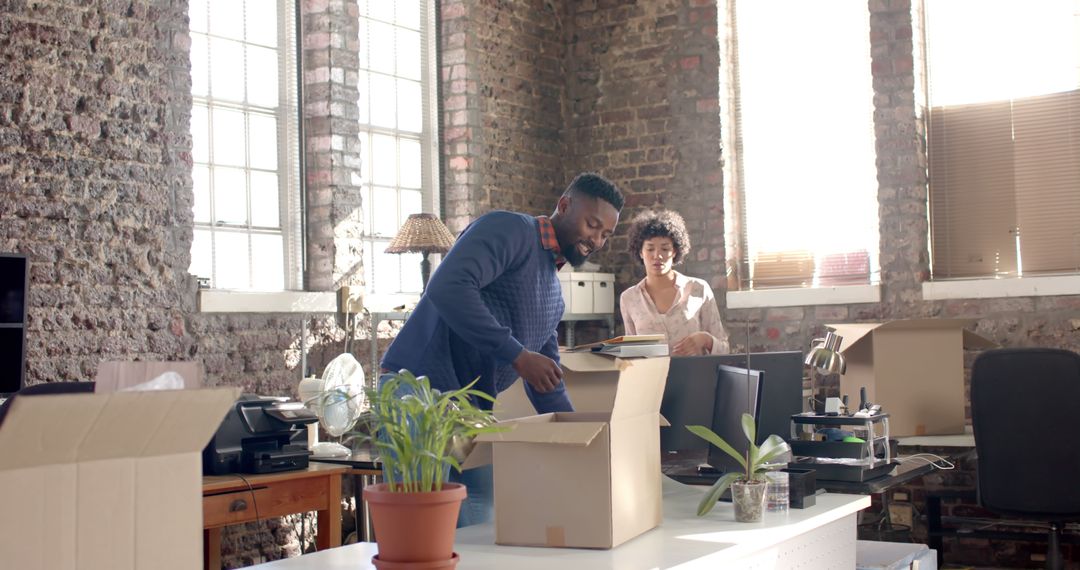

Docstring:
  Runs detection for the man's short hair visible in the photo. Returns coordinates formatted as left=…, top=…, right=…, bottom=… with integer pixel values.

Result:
left=564, top=172, right=624, bottom=211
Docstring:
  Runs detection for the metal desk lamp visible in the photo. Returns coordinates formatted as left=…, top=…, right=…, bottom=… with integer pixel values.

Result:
left=805, top=330, right=846, bottom=413
left=385, top=213, right=456, bottom=291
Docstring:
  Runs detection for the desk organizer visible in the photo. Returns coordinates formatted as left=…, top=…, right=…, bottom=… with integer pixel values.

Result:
left=788, top=413, right=896, bottom=482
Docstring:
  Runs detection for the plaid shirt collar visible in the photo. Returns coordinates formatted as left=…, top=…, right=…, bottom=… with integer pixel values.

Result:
left=536, top=216, right=566, bottom=269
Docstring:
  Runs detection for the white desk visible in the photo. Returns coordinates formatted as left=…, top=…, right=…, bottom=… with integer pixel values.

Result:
left=247, top=478, right=869, bottom=570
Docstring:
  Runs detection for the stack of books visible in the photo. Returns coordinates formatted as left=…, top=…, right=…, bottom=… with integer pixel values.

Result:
left=570, top=334, right=669, bottom=357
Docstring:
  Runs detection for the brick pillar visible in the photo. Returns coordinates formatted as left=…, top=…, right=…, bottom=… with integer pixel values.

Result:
left=302, top=0, right=364, bottom=289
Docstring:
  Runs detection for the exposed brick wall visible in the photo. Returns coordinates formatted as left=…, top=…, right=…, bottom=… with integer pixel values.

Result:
left=440, top=0, right=569, bottom=234
left=0, top=0, right=198, bottom=382
left=566, top=0, right=725, bottom=317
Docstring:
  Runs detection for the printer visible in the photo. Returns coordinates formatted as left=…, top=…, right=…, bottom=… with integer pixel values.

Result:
left=203, top=394, right=319, bottom=475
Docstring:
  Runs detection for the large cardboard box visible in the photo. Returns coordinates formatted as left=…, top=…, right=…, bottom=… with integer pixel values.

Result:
left=479, top=353, right=669, bottom=549
left=828, top=319, right=995, bottom=436
left=0, top=388, right=239, bottom=570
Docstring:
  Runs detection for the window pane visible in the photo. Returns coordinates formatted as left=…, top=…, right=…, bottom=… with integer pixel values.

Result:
left=396, top=29, right=421, bottom=81
left=191, top=105, right=210, bottom=164
left=357, top=71, right=369, bottom=124
left=251, top=233, right=285, bottom=290
left=400, top=189, right=422, bottom=223
left=214, top=232, right=250, bottom=289
left=363, top=241, right=374, bottom=294
left=249, top=113, right=278, bottom=170
left=368, top=1, right=395, bottom=24
left=247, top=45, right=279, bottom=108
left=209, top=37, right=246, bottom=102
left=191, top=34, right=209, bottom=97
left=193, top=165, right=211, bottom=223
left=190, top=228, right=213, bottom=280
left=397, top=79, right=422, bottom=133
left=369, top=73, right=397, bottom=128
left=400, top=252, right=421, bottom=293
left=209, top=1, right=244, bottom=40
left=245, top=2, right=277, bottom=47
left=357, top=19, right=369, bottom=69
left=397, top=0, right=420, bottom=30
left=213, top=167, right=247, bottom=225
left=250, top=171, right=280, bottom=228
left=212, top=107, right=246, bottom=166
left=371, top=186, right=398, bottom=237
left=189, top=0, right=209, bottom=33
left=358, top=133, right=371, bottom=185
left=399, top=138, right=421, bottom=189
left=369, top=21, right=396, bottom=75
left=372, top=241, right=400, bottom=294
left=370, top=134, right=397, bottom=186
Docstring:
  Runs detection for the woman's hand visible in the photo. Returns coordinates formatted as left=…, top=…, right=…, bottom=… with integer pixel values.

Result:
left=671, top=332, right=713, bottom=356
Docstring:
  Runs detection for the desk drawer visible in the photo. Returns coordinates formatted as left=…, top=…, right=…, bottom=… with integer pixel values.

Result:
left=203, top=476, right=331, bottom=528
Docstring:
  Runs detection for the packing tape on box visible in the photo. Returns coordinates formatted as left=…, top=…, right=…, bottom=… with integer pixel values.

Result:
left=546, top=526, right=566, bottom=547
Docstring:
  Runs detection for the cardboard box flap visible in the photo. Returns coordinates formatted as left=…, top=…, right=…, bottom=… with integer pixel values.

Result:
left=610, top=356, right=670, bottom=420
left=79, top=388, right=239, bottom=459
left=962, top=329, right=998, bottom=349
left=0, top=393, right=109, bottom=471
left=476, top=418, right=606, bottom=446
left=559, top=351, right=629, bottom=372
left=0, top=389, right=239, bottom=469
left=828, top=319, right=992, bottom=351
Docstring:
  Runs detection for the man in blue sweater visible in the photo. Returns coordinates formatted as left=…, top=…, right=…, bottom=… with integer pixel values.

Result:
left=380, top=172, right=623, bottom=524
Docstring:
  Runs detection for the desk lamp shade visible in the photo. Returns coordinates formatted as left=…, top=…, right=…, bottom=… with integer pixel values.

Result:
left=385, top=213, right=455, bottom=290
left=805, top=331, right=846, bottom=412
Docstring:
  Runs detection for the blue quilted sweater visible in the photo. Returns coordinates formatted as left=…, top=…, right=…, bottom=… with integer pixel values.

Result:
left=380, top=211, right=572, bottom=413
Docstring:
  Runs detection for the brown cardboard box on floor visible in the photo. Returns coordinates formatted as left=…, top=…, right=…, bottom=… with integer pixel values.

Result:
left=828, top=319, right=996, bottom=436
left=0, top=387, right=239, bottom=570
left=478, top=353, right=670, bottom=549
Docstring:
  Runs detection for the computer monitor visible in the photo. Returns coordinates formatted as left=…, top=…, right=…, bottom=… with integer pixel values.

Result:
left=660, top=351, right=803, bottom=453
left=707, top=364, right=763, bottom=474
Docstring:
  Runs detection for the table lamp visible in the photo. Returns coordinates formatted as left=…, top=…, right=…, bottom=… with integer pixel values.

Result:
left=385, top=213, right=456, bottom=291
left=804, top=330, right=846, bottom=414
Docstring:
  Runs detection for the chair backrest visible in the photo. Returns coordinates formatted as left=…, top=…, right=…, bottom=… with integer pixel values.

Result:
left=971, top=347, right=1080, bottom=518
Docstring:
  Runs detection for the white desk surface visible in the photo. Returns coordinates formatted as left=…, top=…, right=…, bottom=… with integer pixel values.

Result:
left=247, top=477, right=869, bottom=570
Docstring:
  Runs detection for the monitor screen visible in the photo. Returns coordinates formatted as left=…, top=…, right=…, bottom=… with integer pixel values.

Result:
left=707, top=364, right=763, bottom=475
left=660, top=351, right=803, bottom=453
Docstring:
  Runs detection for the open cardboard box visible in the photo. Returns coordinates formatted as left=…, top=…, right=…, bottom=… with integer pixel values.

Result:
left=829, top=319, right=996, bottom=436
left=478, top=353, right=670, bottom=549
left=0, top=386, right=239, bottom=570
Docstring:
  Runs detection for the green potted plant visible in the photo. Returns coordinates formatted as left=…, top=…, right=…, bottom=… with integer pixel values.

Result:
left=358, top=369, right=501, bottom=569
left=687, top=413, right=792, bottom=522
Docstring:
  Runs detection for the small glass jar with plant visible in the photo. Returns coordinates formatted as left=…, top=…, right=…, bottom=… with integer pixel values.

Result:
left=687, top=413, right=792, bottom=522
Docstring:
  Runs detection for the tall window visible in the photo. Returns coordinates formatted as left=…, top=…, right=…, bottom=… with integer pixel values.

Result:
left=188, top=0, right=301, bottom=291
left=926, top=0, right=1080, bottom=279
left=722, top=0, right=880, bottom=290
left=358, top=0, right=440, bottom=295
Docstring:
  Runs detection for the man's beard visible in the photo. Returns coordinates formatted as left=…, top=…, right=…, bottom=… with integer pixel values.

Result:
left=561, top=240, right=589, bottom=267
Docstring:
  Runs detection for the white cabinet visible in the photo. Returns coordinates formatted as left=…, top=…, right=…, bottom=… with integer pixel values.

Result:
left=557, top=272, right=614, bottom=315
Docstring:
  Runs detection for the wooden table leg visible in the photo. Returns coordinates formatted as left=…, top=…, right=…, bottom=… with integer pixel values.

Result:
left=317, top=471, right=343, bottom=551
left=204, top=527, right=221, bottom=570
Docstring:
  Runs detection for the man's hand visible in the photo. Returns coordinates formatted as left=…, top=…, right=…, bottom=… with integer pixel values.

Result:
left=512, top=349, right=563, bottom=393
left=671, top=332, right=713, bottom=356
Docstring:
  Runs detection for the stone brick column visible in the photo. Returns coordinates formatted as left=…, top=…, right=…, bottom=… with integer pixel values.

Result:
left=302, top=0, right=364, bottom=289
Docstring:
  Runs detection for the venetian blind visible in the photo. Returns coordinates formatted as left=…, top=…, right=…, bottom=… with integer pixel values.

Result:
left=926, top=0, right=1080, bottom=279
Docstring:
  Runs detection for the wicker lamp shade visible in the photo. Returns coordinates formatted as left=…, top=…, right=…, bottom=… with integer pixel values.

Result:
left=385, top=213, right=455, bottom=255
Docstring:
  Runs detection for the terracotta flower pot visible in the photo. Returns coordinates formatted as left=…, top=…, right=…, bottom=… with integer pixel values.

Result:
left=731, top=479, right=767, bottom=523
left=364, top=482, right=466, bottom=564
left=371, top=552, right=460, bottom=569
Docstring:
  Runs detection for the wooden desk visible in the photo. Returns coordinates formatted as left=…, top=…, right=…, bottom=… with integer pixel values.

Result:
left=203, top=464, right=347, bottom=570
left=246, top=478, right=870, bottom=569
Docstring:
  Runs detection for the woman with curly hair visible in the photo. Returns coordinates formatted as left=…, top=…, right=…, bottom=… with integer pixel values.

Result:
left=620, top=209, right=730, bottom=356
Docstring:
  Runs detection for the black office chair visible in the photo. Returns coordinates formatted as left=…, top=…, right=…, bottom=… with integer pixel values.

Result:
left=971, top=347, right=1080, bottom=570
